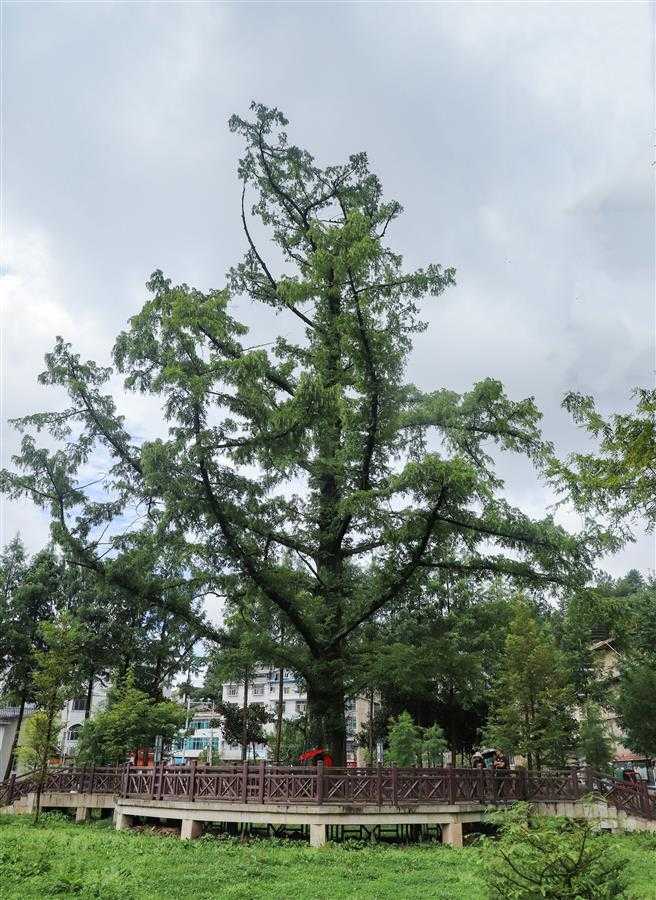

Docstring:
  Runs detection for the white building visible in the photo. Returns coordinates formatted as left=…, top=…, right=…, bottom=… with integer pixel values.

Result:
left=0, top=681, right=110, bottom=777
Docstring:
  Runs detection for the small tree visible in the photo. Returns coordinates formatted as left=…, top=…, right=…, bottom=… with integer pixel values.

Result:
left=422, top=723, right=447, bottom=767
left=75, top=674, right=185, bottom=765
left=386, top=711, right=422, bottom=766
left=29, top=615, right=82, bottom=821
left=485, top=599, right=577, bottom=769
left=483, top=804, right=627, bottom=899
left=15, top=710, right=63, bottom=771
left=278, top=716, right=309, bottom=765
left=216, top=700, right=273, bottom=759
left=578, top=703, right=614, bottom=772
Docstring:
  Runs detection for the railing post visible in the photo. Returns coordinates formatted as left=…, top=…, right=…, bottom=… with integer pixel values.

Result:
left=157, top=762, right=164, bottom=800
left=89, top=764, right=96, bottom=796
left=518, top=768, right=528, bottom=801
left=258, top=760, right=266, bottom=804
left=391, top=763, right=398, bottom=806
left=316, top=760, right=324, bottom=805
left=121, top=762, right=130, bottom=799
left=477, top=767, right=485, bottom=802
left=448, top=766, right=457, bottom=805
left=569, top=765, right=579, bottom=799
left=639, top=779, right=651, bottom=818
left=376, top=763, right=382, bottom=806
left=241, top=761, right=249, bottom=804
left=188, top=760, right=197, bottom=802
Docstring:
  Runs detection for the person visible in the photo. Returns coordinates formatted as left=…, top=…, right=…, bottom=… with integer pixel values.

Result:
left=493, top=750, right=509, bottom=771
left=472, top=754, right=485, bottom=770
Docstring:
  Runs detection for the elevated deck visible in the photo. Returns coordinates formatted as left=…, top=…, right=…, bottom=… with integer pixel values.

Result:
left=3, top=763, right=655, bottom=846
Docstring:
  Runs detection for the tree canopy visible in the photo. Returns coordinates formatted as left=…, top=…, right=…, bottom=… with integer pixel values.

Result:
left=0, top=103, right=601, bottom=763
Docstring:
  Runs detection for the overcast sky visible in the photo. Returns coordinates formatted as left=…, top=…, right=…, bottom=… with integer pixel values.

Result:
left=1, top=1, right=654, bottom=579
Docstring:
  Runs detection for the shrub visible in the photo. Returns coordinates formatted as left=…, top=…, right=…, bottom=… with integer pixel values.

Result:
left=482, top=803, right=627, bottom=899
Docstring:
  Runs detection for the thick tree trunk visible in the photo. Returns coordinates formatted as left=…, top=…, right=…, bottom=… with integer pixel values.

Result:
left=306, top=674, right=346, bottom=767
left=3, top=691, right=26, bottom=780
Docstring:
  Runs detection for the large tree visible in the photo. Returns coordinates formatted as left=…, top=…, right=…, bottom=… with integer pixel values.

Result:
left=1, top=104, right=598, bottom=764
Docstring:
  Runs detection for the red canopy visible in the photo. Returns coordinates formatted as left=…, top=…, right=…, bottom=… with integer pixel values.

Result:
left=299, top=747, right=333, bottom=766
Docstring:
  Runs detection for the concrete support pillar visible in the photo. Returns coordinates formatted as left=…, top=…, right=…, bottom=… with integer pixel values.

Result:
left=181, top=819, right=204, bottom=840
left=75, top=806, right=91, bottom=824
left=115, top=812, right=134, bottom=831
left=442, top=821, right=464, bottom=847
left=309, top=824, right=327, bottom=848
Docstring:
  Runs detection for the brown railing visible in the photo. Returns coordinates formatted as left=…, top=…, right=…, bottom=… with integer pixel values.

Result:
left=0, top=765, right=123, bottom=807
left=2, top=763, right=654, bottom=820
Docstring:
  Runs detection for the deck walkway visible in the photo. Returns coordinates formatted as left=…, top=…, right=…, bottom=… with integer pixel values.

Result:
left=3, top=763, right=655, bottom=846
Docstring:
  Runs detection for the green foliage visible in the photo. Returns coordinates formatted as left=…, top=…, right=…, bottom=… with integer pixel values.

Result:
left=215, top=700, right=273, bottom=757
left=75, top=673, right=185, bottom=765
left=1, top=102, right=600, bottom=764
left=421, top=723, right=447, bottom=767
left=485, top=599, right=577, bottom=769
left=277, top=716, right=309, bottom=764
left=578, top=703, right=614, bottom=772
left=482, top=804, right=628, bottom=899
left=616, top=656, right=656, bottom=757
left=386, top=711, right=422, bottom=766
left=15, top=710, right=62, bottom=770
left=553, top=388, right=656, bottom=534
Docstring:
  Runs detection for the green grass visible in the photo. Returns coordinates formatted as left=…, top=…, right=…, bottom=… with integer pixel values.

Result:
left=1, top=813, right=656, bottom=899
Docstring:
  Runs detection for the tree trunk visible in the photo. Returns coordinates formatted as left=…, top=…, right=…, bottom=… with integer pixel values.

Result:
left=3, top=690, right=26, bottom=780
left=34, top=697, right=58, bottom=823
left=306, top=675, right=346, bottom=767
left=368, top=691, right=375, bottom=764
left=84, top=673, right=94, bottom=720
left=274, top=667, right=284, bottom=764
left=241, top=670, right=249, bottom=762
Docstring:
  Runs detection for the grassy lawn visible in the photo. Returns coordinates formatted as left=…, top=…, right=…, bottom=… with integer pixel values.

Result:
left=1, top=813, right=656, bottom=899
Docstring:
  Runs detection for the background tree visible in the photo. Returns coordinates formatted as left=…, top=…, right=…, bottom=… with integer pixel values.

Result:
left=75, top=674, right=185, bottom=765
left=615, top=657, right=656, bottom=761
left=0, top=545, right=62, bottom=779
left=27, top=615, right=82, bottom=821
left=1, top=103, right=600, bottom=765
left=386, top=711, right=422, bottom=766
left=485, top=599, right=577, bottom=769
left=214, top=700, right=274, bottom=761
left=421, top=723, right=447, bottom=767
left=577, top=703, right=614, bottom=773
left=15, top=709, right=63, bottom=772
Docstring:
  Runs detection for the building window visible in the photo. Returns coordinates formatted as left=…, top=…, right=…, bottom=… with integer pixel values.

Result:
left=283, top=686, right=291, bottom=695
left=192, top=719, right=210, bottom=730
left=67, top=724, right=82, bottom=742
left=71, top=697, right=88, bottom=712
left=296, top=702, right=306, bottom=713
left=252, top=685, right=264, bottom=696
left=227, top=685, right=238, bottom=697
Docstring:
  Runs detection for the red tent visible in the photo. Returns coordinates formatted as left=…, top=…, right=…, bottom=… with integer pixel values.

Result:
left=299, top=747, right=334, bottom=767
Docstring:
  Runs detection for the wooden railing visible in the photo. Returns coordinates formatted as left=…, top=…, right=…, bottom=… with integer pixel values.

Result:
left=2, top=763, right=654, bottom=820
left=0, top=765, right=123, bottom=807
